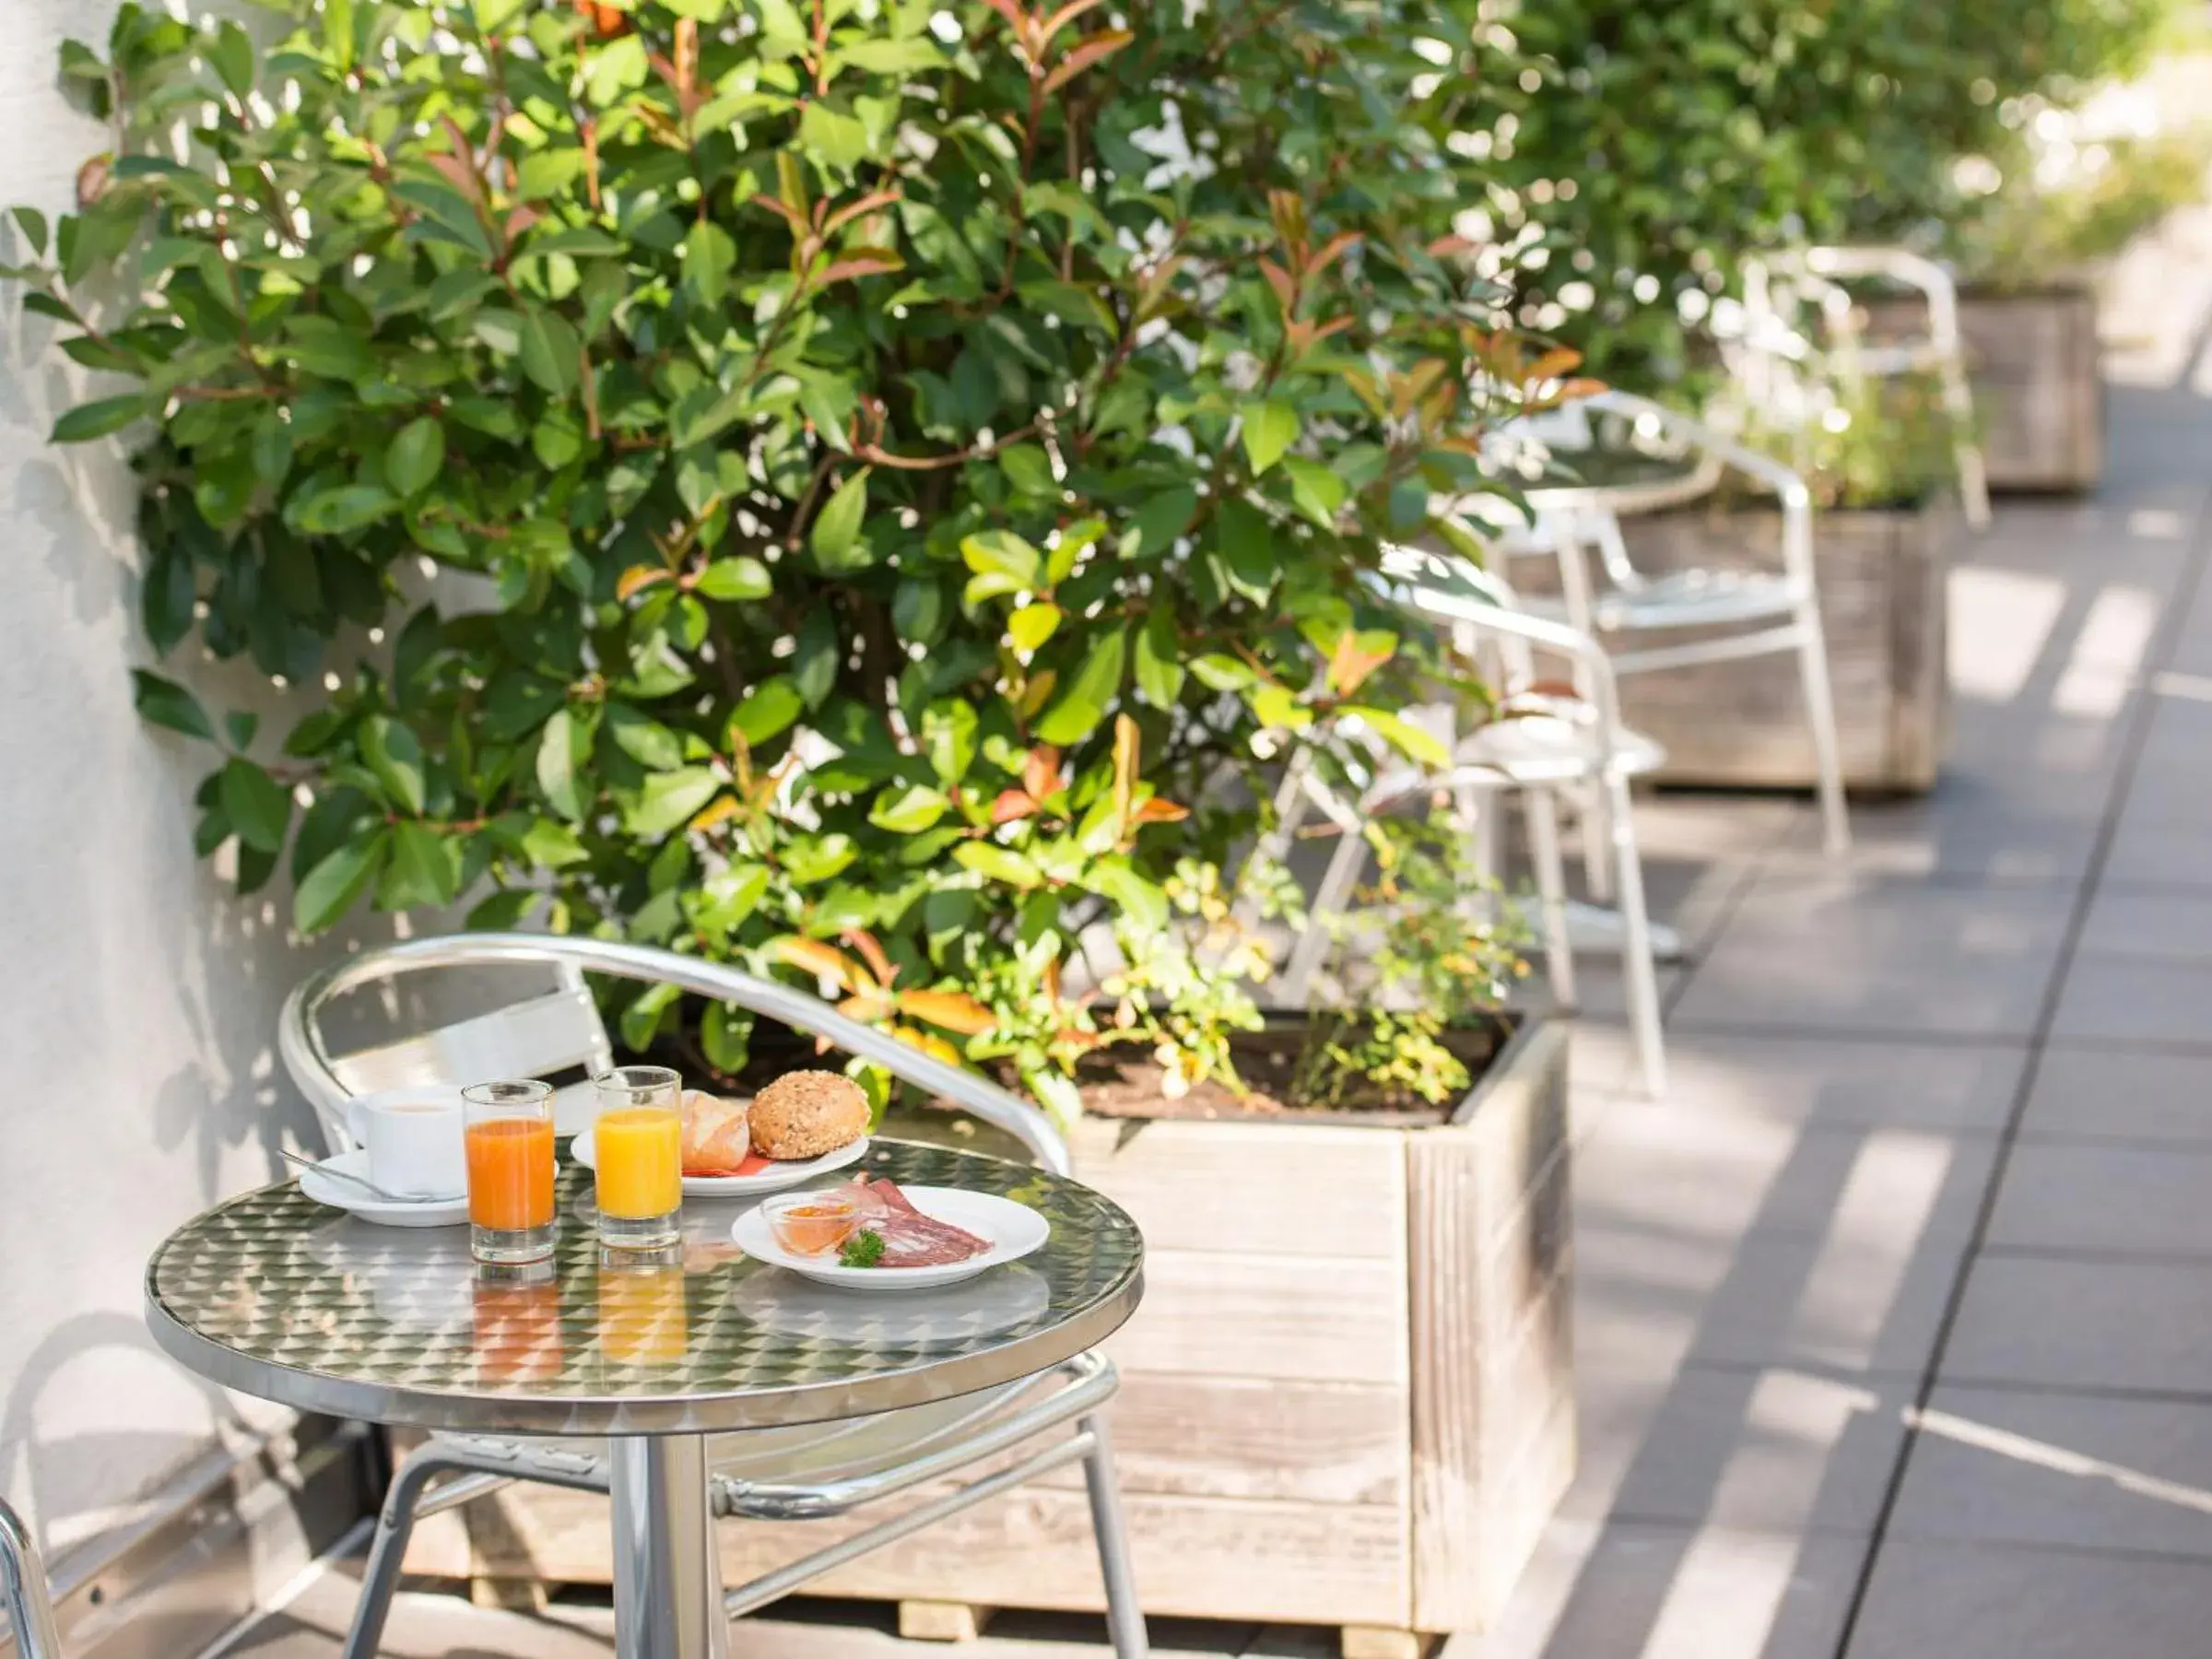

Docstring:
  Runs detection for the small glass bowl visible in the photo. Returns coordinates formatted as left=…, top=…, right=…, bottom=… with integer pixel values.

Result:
left=759, top=1190, right=864, bottom=1257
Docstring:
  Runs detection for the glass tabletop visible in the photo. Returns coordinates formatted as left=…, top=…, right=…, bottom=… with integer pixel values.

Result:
left=145, top=1140, right=1142, bottom=1436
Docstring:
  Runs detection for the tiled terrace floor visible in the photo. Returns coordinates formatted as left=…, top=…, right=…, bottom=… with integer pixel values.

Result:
left=216, top=230, right=2212, bottom=1659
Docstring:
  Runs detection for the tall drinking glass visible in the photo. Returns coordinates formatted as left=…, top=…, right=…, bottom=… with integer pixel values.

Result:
left=592, top=1065, right=682, bottom=1249
left=462, top=1079, right=557, bottom=1264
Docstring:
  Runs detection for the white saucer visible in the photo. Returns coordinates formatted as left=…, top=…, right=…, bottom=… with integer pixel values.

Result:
left=731, top=1186, right=1048, bottom=1289
left=296, top=1149, right=469, bottom=1229
left=570, top=1131, right=869, bottom=1197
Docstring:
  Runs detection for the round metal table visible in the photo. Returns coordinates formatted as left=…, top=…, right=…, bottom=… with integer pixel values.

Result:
left=145, top=1140, right=1143, bottom=1658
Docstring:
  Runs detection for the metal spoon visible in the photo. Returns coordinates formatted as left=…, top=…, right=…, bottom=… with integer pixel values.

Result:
left=277, top=1147, right=464, bottom=1206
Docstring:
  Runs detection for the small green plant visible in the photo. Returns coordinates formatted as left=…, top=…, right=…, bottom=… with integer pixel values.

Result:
left=1294, top=811, right=1529, bottom=1111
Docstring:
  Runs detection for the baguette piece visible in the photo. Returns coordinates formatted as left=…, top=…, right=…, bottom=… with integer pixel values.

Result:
left=749, top=1070, right=870, bottom=1160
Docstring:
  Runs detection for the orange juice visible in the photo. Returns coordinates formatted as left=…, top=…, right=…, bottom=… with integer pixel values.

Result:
left=465, top=1117, right=555, bottom=1231
left=598, top=1259, right=688, bottom=1367
left=594, top=1107, right=682, bottom=1219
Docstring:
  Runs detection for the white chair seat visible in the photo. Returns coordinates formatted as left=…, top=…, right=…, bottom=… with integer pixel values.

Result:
left=1457, top=714, right=1666, bottom=784
left=1524, top=568, right=1808, bottom=633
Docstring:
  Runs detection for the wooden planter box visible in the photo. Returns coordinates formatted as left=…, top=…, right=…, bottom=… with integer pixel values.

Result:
left=1867, top=285, right=2102, bottom=493
left=1616, top=498, right=1956, bottom=794
left=401, top=1017, right=1576, bottom=1648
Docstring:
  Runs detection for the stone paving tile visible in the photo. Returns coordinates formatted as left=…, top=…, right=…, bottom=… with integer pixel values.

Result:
left=1943, top=1255, right=2212, bottom=1396
left=1844, top=1540, right=2212, bottom=1659
left=1888, top=1385, right=2212, bottom=1559
left=1459, top=1521, right=1867, bottom=1659
left=1984, top=1140, right=2212, bottom=1258
left=1577, top=1212, right=1967, bottom=1382
left=1669, top=873, right=2071, bottom=1039
left=2072, top=888, right=2212, bottom=961
left=2046, top=953, right=2212, bottom=1045
left=1574, top=1030, right=2027, bottom=1133
left=2101, top=798, right=2212, bottom=889
left=2018, top=1043, right=2212, bottom=1144
left=1561, top=1363, right=1912, bottom=1537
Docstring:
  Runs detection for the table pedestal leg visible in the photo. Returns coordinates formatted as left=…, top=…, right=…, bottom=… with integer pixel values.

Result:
left=610, top=1435, right=729, bottom=1659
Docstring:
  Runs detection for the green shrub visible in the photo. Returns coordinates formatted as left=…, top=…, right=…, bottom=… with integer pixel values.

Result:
left=1488, top=0, right=2180, bottom=380
left=10, top=0, right=1554, bottom=1116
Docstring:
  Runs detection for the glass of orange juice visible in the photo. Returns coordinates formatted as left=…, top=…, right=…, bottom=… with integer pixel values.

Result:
left=592, top=1065, right=682, bottom=1249
left=461, top=1079, right=557, bottom=1263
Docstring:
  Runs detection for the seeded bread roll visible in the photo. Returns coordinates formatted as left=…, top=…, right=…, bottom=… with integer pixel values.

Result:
left=748, top=1070, right=869, bottom=1160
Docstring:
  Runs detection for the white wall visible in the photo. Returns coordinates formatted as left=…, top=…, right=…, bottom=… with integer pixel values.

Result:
left=0, top=0, right=383, bottom=1566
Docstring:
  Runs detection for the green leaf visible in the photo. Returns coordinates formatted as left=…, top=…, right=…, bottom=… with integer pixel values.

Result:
left=52, top=394, right=145, bottom=443
left=1345, top=704, right=1449, bottom=767
left=1088, top=859, right=1168, bottom=935
left=379, top=820, right=462, bottom=909
left=520, top=817, right=588, bottom=869
left=210, top=20, right=254, bottom=97
left=793, top=609, right=839, bottom=708
left=219, top=759, right=291, bottom=853
left=809, top=466, right=871, bottom=570
left=517, top=305, right=580, bottom=396
left=1240, top=399, right=1299, bottom=474
left=923, top=700, right=977, bottom=783
left=1135, top=607, right=1186, bottom=707
left=252, top=410, right=293, bottom=487
left=132, top=670, right=214, bottom=740
left=466, top=887, right=540, bottom=930
left=1006, top=601, right=1061, bottom=653
left=868, top=782, right=951, bottom=833
left=693, top=557, right=771, bottom=601
left=729, top=676, right=805, bottom=746
left=1283, top=456, right=1346, bottom=526
left=954, top=841, right=1042, bottom=889
left=1216, top=497, right=1277, bottom=603
left=960, top=530, right=1041, bottom=590
left=1033, top=628, right=1127, bottom=745
left=294, top=829, right=388, bottom=935
left=620, top=980, right=682, bottom=1050
left=536, top=708, right=588, bottom=820
left=288, top=484, right=398, bottom=535
left=225, top=711, right=258, bottom=753
left=11, top=206, right=49, bottom=256
left=799, top=101, right=870, bottom=172
left=386, top=417, right=445, bottom=499
left=701, top=1000, right=755, bottom=1072
left=1131, top=486, right=1197, bottom=555
left=361, top=717, right=428, bottom=814
left=625, top=767, right=722, bottom=837
left=140, top=548, right=196, bottom=652
left=606, top=702, right=686, bottom=771
left=683, top=222, right=736, bottom=307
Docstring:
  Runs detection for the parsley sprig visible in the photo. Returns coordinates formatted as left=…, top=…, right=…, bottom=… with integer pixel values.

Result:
left=838, top=1229, right=886, bottom=1268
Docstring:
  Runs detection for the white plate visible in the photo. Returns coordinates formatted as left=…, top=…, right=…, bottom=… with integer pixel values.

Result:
left=296, top=1149, right=470, bottom=1229
left=570, top=1130, right=869, bottom=1197
left=730, top=1186, right=1048, bottom=1289
left=729, top=1264, right=1051, bottom=1341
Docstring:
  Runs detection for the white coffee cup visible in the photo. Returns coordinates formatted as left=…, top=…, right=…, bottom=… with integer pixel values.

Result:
left=346, top=1089, right=466, bottom=1198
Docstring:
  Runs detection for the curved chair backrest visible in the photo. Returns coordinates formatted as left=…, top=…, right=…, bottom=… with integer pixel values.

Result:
left=279, top=934, right=1070, bottom=1174
left=0, top=1500, right=61, bottom=1659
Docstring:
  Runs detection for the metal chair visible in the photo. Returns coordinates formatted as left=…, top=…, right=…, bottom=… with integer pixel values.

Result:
left=1474, top=388, right=1852, bottom=861
left=1743, top=244, right=1992, bottom=528
left=277, top=934, right=1147, bottom=1659
left=1272, top=556, right=1669, bottom=1097
left=0, top=1500, right=62, bottom=1659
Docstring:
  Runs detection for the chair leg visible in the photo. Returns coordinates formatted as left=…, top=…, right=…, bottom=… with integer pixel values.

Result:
left=1793, top=606, right=1852, bottom=855
left=344, top=1444, right=463, bottom=1659
left=1079, top=1415, right=1150, bottom=1659
left=1580, top=779, right=1616, bottom=901
left=1604, top=774, right=1667, bottom=1099
left=1281, top=831, right=1369, bottom=1005
left=1524, top=787, right=1577, bottom=1009
left=0, top=1502, right=61, bottom=1659
left=1940, top=348, right=1992, bottom=530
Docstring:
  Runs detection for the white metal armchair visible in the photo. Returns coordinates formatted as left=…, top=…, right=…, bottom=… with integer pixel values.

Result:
left=1271, top=554, right=1669, bottom=1097
left=1744, top=244, right=1991, bottom=528
left=1477, top=388, right=1851, bottom=859
left=278, top=934, right=1147, bottom=1659
left=0, top=1500, right=61, bottom=1659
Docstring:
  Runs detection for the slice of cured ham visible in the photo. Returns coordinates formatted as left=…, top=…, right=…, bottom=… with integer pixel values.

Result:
left=842, top=1175, right=992, bottom=1266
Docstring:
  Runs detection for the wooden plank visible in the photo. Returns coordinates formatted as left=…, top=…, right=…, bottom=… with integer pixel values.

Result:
left=1102, top=1249, right=1408, bottom=1384
left=1070, top=1117, right=1406, bottom=1260
left=1026, top=1373, right=1408, bottom=1506
left=409, top=1483, right=1413, bottom=1628
left=900, top=1600, right=994, bottom=1641
left=1342, top=1627, right=1429, bottom=1659
left=1406, top=1022, right=1576, bottom=1635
